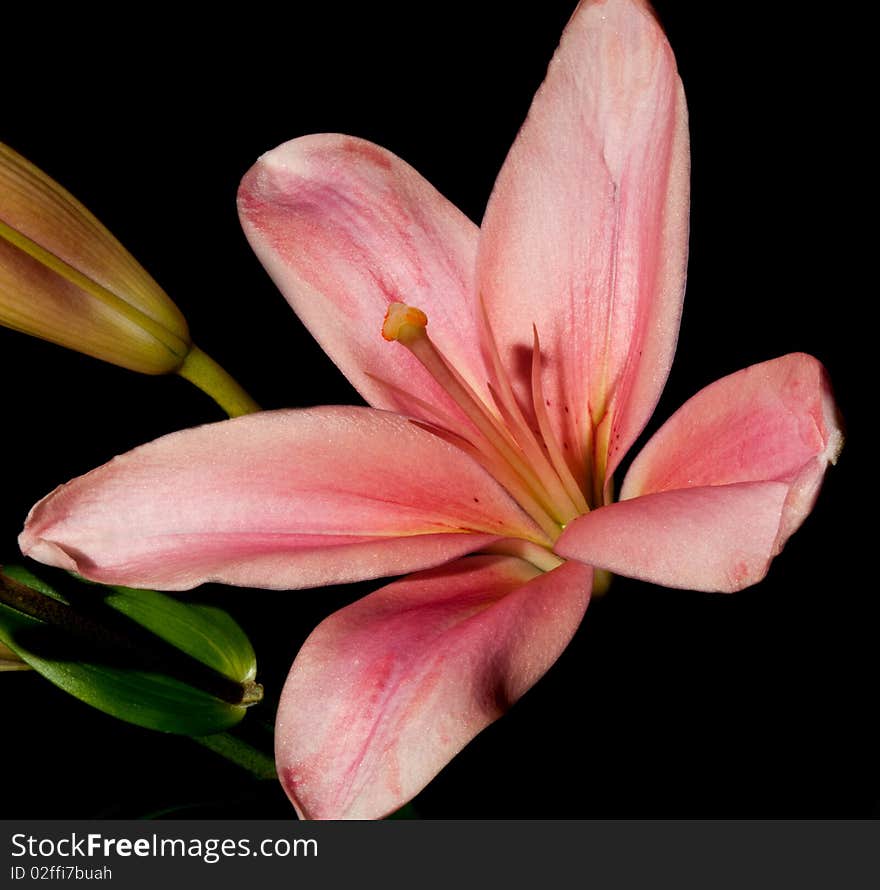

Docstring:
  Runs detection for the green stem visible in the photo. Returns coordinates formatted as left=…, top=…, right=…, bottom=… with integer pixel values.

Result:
left=194, top=732, right=277, bottom=781
left=177, top=345, right=261, bottom=418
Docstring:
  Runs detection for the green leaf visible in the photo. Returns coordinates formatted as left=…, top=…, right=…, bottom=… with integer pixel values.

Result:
left=102, top=586, right=256, bottom=684
left=2, top=564, right=68, bottom=602
left=0, top=567, right=260, bottom=735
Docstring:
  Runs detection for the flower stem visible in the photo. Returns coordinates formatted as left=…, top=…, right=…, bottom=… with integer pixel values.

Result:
left=177, top=345, right=261, bottom=418
left=193, top=732, right=277, bottom=781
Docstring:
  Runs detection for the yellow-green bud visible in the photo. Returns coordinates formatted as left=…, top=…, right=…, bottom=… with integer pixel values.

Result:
left=0, top=141, right=191, bottom=374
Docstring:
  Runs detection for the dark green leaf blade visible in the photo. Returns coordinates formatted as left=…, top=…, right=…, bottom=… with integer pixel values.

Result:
left=102, top=586, right=256, bottom=683
left=0, top=601, right=246, bottom=734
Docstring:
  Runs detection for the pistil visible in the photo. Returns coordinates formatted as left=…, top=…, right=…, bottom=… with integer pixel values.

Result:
left=382, top=302, right=588, bottom=537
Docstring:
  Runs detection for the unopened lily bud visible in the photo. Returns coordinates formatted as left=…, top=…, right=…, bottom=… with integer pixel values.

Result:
left=0, top=141, right=191, bottom=374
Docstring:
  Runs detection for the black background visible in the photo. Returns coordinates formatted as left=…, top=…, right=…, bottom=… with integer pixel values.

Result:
left=2, top=2, right=869, bottom=819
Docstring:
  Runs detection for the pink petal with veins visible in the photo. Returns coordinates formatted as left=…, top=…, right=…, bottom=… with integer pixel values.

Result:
left=621, top=353, right=842, bottom=541
left=276, top=555, right=592, bottom=819
left=557, top=354, right=842, bottom=592
left=238, top=134, right=489, bottom=432
left=477, top=0, right=689, bottom=486
left=555, top=482, right=790, bottom=592
left=20, top=407, right=544, bottom=591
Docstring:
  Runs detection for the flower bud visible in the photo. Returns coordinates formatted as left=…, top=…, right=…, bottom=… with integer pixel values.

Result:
left=0, top=141, right=191, bottom=374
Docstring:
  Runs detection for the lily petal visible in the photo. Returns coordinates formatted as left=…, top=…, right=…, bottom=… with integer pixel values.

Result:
left=275, top=555, right=592, bottom=819
left=555, top=354, right=842, bottom=592
left=238, top=134, right=490, bottom=430
left=556, top=481, right=791, bottom=592
left=621, top=353, right=842, bottom=513
left=20, top=407, right=546, bottom=591
left=477, top=0, right=689, bottom=485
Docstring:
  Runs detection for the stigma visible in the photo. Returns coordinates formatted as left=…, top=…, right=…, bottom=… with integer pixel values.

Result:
left=382, top=302, right=428, bottom=345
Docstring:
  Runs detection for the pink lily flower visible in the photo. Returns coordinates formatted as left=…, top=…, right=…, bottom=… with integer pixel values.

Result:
left=19, top=0, right=840, bottom=819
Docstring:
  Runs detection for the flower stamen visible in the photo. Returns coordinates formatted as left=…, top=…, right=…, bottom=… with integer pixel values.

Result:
left=382, top=302, right=588, bottom=536
left=477, top=294, right=592, bottom=513
left=409, top=419, right=560, bottom=543
left=529, top=326, right=590, bottom=516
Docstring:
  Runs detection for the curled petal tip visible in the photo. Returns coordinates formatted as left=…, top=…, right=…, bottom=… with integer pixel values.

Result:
left=17, top=535, right=80, bottom=575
